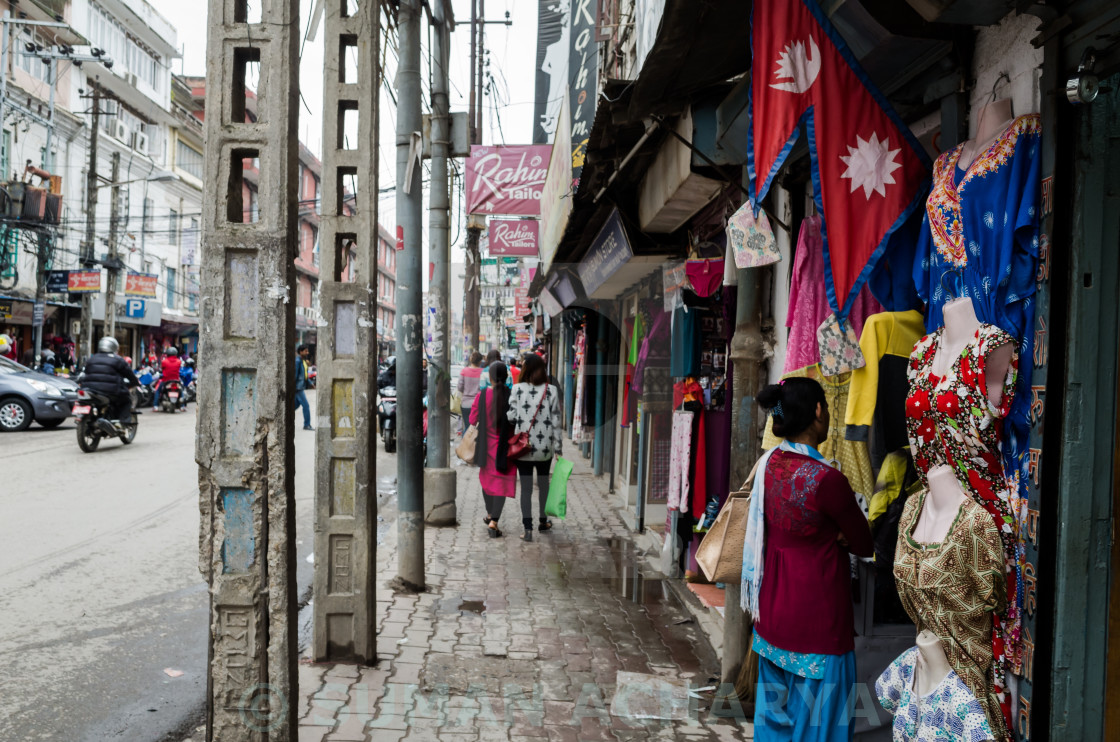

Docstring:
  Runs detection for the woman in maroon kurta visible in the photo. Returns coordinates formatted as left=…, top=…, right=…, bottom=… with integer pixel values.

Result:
left=750, top=378, right=873, bottom=741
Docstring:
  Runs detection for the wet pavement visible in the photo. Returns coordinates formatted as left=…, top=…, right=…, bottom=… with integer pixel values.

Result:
left=286, top=456, right=754, bottom=742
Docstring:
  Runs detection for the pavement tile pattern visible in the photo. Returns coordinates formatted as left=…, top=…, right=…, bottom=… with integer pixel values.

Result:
left=208, top=456, right=754, bottom=741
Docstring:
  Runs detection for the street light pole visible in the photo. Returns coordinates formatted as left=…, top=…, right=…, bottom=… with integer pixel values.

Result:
left=80, top=89, right=101, bottom=364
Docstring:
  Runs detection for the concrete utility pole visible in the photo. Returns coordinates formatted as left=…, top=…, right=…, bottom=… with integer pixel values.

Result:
left=395, top=0, right=426, bottom=590
left=31, top=55, right=57, bottom=367
left=103, top=152, right=121, bottom=340
left=462, top=0, right=484, bottom=355
left=312, top=0, right=381, bottom=664
left=722, top=260, right=766, bottom=691
left=196, top=0, right=300, bottom=737
left=80, top=89, right=101, bottom=364
left=425, top=1, right=456, bottom=524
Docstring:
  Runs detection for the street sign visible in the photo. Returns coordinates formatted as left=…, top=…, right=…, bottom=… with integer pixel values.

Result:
left=125, top=298, right=145, bottom=318
left=31, top=301, right=44, bottom=327
left=125, top=273, right=158, bottom=298
left=68, top=270, right=102, bottom=293
left=45, top=270, right=70, bottom=293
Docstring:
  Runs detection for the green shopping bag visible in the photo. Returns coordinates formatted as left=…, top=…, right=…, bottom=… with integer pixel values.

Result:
left=545, top=457, right=573, bottom=519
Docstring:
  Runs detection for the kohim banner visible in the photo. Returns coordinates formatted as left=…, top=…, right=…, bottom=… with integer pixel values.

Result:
left=125, top=272, right=159, bottom=298
left=488, top=219, right=540, bottom=257
left=465, top=145, right=551, bottom=216
left=67, top=270, right=101, bottom=293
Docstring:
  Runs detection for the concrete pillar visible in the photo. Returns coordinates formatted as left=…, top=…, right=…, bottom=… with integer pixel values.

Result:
left=196, top=0, right=300, bottom=738
left=395, top=0, right=426, bottom=591
left=312, top=0, right=381, bottom=664
left=425, top=2, right=456, bottom=526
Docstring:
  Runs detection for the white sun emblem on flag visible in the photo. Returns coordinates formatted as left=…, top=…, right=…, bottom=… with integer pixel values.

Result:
left=839, top=131, right=903, bottom=199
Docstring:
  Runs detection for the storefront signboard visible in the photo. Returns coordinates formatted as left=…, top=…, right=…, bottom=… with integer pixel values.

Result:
left=514, top=288, right=532, bottom=318
left=31, top=301, right=44, bottom=327
left=0, top=299, right=11, bottom=319
left=568, top=0, right=599, bottom=181
left=465, top=145, right=551, bottom=216
left=45, top=270, right=70, bottom=293
left=68, top=270, right=101, bottom=293
left=533, top=0, right=567, bottom=145
left=577, top=208, right=633, bottom=296
left=538, top=94, right=573, bottom=272
left=488, top=219, right=539, bottom=256
left=91, top=296, right=162, bottom=327
left=125, top=273, right=159, bottom=298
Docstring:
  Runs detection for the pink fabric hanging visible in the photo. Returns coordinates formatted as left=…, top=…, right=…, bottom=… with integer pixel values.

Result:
left=784, top=216, right=881, bottom=373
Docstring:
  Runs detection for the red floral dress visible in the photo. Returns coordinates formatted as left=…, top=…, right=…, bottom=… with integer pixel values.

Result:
left=905, top=324, right=1019, bottom=734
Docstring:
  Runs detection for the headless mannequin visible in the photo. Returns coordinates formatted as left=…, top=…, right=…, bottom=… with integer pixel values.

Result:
left=957, top=98, right=1015, bottom=171
left=915, top=628, right=953, bottom=697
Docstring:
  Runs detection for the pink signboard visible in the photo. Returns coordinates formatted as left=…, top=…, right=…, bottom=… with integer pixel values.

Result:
left=488, top=219, right=540, bottom=256
left=465, top=145, right=551, bottom=216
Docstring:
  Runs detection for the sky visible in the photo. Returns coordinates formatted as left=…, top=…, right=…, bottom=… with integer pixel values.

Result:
left=149, top=0, right=541, bottom=279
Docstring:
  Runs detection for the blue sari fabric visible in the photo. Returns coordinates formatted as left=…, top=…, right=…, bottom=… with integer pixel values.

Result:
left=912, top=115, right=1041, bottom=647
left=755, top=649, right=856, bottom=742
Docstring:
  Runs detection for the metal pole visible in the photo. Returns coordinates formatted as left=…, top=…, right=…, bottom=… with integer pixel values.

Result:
left=427, top=3, right=450, bottom=470
left=395, top=0, right=425, bottom=590
left=80, top=89, right=101, bottom=365
left=104, top=152, right=121, bottom=340
left=722, top=263, right=765, bottom=688
left=31, top=54, right=57, bottom=367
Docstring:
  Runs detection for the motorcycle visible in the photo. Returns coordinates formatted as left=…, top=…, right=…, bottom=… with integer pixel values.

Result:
left=134, top=366, right=156, bottom=408
left=180, top=365, right=197, bottom=406
left=378, top=386, right=396, bottom=453
left=73, top=388, right=138, bottom=452
left=159, top=379, right=185, bottom=413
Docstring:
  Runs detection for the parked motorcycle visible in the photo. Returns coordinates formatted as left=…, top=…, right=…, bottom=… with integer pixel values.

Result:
left=73, top=388, right=138, bottom=452
left=180, top=363, right=197, bottom=406
left=134, top=366, right=156, bottom=408
left=378, top=386, right=396, bottom=453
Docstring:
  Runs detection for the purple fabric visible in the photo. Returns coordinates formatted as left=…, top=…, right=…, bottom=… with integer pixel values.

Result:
left=632, top=307, right=670, bottom=395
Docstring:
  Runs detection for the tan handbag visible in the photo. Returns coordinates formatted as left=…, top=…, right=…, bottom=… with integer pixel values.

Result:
left=455, top=425, right=478, bottom=463
left=695, top=459, right=762, bottom=583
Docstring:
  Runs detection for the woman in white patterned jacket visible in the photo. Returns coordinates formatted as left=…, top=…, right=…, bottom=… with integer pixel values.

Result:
left=506, top=353, right=563, bottom=541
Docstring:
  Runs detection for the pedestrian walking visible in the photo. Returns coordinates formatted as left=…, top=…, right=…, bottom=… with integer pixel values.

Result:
left=744, top=378, right=873, bottom=741
left=295, top=344, right=313, bottom=431
left=507, top=353, right=562, bottom=542
left=469, top=360, right=515, bottom=537
left=478, top=349, right=508, bottom=392
left=457, top=351, right=484, bottom=435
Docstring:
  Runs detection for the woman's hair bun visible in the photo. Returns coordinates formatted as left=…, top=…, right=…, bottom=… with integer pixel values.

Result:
left=757, top=383, right=784, bottom=412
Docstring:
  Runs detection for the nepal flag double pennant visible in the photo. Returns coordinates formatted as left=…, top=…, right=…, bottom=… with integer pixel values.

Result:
left=748, top=0, right=932, bottom=321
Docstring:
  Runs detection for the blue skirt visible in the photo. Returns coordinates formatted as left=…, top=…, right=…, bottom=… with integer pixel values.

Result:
left=753, top=651, right=856, bottom=742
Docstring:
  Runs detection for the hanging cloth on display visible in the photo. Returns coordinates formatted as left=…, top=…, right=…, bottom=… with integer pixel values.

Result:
left=785, top=215, right=882, bottom=374
left=663, top=262, right=688, bottom=313
left=876, top=646, right=998, bottom=742
left=763, top=366, right=875, bottom=514
left=843, top=309, right=926, bottom=468
left=571, top=330, right=589, bottom=443
left=685, top=258, right=725, bottom=298
left=670, top=306, right=700, bottom=378
left=667, top=409, right=694, bottom=513
left=726, top=201, right=781, bottom=269
left=632, top=305, right=669, bottom=396
left=893, top=491, right=1009, bottom=740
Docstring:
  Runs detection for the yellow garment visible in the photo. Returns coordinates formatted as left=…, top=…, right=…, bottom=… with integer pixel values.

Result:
left=843, top=310, right=925, bottom=431
left=867, top=448, right=912, bottom=525
left=762, top=365, right=875, bottom=513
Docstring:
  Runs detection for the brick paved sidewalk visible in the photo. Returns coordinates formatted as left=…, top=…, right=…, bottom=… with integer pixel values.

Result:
left=300, top=456, right=753, bottom=741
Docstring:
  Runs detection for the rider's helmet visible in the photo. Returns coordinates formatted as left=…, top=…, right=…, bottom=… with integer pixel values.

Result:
left=42, top=349, right=56, bottom=362
left=98, top=337, right=119, bottom=354
left=166, top=347, right=179, bottom=356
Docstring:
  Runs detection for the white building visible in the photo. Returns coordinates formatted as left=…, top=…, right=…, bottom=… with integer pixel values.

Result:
left=0, top=0, right=202, bottom=362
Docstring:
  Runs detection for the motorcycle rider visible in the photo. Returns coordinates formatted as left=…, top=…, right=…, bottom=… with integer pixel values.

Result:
left=153, top=347, right=182, bottom=411
left=81, top=337, right=140, bottom=424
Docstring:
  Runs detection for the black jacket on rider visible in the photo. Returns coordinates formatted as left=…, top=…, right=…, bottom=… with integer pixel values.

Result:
left=83, top=353, right=139, bottom=396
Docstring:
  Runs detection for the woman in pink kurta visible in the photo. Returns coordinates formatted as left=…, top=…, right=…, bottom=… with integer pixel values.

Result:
left=469, top=361, right=515, bottom=537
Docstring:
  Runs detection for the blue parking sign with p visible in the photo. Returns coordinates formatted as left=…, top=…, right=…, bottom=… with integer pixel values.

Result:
left=125, top=299, right=145, bottom=318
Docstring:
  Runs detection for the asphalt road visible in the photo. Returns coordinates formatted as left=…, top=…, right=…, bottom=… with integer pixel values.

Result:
left=0, top=392, right=399, bottom=742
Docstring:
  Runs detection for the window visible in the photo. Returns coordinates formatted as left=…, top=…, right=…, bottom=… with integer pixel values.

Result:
left=169, top=208, right=179, bottom=246
left=311, top=226, right=319, bottom=266
left=166, top=266, right=177, bottom=309
left=87, top=6, right=163, bottom=93
left=175, top=140, right=203, bottom=179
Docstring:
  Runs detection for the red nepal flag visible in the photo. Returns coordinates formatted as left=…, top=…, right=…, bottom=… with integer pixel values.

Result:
left=749, top=0, right=930, bottom=318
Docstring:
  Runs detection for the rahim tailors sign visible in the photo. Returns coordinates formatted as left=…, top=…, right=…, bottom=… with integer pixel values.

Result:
left=465, top=145, right=551, bottom=216
left=488, top=219, right=539, bottom=257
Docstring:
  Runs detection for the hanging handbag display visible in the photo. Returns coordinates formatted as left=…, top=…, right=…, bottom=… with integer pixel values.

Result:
left=507, top=387, right=548, bottom=460
left=695, top=458, right=763, bottom=583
